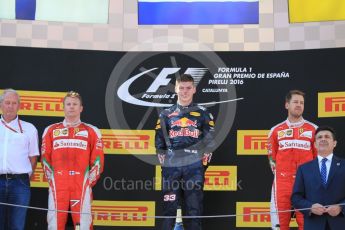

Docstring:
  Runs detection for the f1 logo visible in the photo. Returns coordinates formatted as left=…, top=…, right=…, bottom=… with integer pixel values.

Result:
left=147, top=68, right=180, bottom=92
left=147, top=68, right=208, bottom=92
left=117, top=67, right=208, bottom=107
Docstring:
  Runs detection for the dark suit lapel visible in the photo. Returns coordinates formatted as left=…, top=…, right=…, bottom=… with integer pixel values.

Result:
left=326, top=155, right=341, bottom=188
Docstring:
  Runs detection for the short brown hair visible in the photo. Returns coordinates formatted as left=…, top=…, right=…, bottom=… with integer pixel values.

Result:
left=176, top=74, right=194, bottom=84
left=63, top=91, right=83, bottom=105
left=285, top=89, right=305, bottom=102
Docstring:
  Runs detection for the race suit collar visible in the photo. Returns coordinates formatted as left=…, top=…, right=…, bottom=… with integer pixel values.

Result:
left=177, top=102, right=195, bottom=110
left=63, top=119, right=81, bottom=127
left=286, top=118, right=304, bottom=128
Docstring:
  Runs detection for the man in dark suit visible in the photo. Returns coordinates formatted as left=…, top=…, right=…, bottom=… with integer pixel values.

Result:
left=292, top=126, right=345, bottom=230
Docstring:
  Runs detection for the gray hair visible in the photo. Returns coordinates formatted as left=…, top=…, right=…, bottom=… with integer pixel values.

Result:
left=0, top=89, right=20, bottom=104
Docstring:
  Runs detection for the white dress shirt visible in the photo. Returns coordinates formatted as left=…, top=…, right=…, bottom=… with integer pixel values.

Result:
left=317, top=154, right=333, bottom=183
left=0, top=116, right=40, bottom=174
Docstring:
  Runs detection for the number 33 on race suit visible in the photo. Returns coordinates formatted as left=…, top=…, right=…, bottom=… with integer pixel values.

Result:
left=164, top=194, right=176, bottom=201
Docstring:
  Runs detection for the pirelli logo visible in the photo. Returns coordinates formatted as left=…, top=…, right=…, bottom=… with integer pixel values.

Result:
left=31, top=162, right=49, bottom=188
left=318, top=92, right=345, bottom=117
left=237, top=130, right=269, bottom=155
left=155, top=165, right=237, bottom=191
left=204, top=166, right=237, bottom=191
left=101, top=130, right=155, bottom=154
left=0, top=90, right=65, bottom=117
left=92, top=200, right=155, bottom=226
left=236, top=202, right=297, bottom=227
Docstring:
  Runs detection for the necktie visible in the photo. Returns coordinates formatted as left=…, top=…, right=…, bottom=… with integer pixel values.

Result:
left=321, top=158, right=328, bottom=186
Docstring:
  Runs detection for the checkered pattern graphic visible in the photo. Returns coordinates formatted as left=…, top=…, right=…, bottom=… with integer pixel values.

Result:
left=0, top=0, right=345, bottom=51
left=274, top=0, right=345, bottom=50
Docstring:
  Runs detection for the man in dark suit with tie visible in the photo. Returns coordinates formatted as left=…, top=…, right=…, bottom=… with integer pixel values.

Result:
left=292, top=126, right=345, bottom=230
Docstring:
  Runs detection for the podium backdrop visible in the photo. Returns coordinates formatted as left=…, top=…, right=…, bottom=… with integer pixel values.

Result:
left=1, top=46, right=345, bottom=229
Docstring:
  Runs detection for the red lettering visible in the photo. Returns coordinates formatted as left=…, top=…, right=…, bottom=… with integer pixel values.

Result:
left=111, top=212, right=121, bottom=221
left=33, top=103, right=43, bottom=110
left=103, top=140, right=150, bottom=150
left=243, top=207, right=270, bottom=222
left=20, top=102, right=31, bottom=110
left=205, top=177, right=229, bottom=186
left=325, top=97, right=345, bottom=112
left=96, top=212, right=109, bottom=220
left=31, top=173, right=41, bottom=182
left=46, top=103, right=53, bottom=111
left=55, top=103, right=63, bottom=112
left=244, top=135, right=267, bottom=150
left=113, top=141, right=123, bottom=149
left=20, top=101, right=64, bottom=112
left=103, top=140, right=111, bottom=149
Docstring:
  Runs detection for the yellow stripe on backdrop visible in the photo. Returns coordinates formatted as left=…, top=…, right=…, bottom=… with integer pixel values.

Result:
left=289, top=0, right=345, bottom=23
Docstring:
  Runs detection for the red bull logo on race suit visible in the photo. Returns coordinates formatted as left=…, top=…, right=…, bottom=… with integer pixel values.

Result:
left=169, top=117, right=199, bottom=138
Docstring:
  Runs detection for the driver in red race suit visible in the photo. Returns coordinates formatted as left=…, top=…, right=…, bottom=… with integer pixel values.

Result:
left=268, top=90, right=317, bottom=230
left=42, top=91, right=104, bottom=230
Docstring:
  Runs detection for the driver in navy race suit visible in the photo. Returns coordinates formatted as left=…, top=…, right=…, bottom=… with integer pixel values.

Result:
left=155, top=74, right=216, bottom=230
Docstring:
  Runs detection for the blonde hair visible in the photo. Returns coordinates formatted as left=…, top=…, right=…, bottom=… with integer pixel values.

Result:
left=63, top=91, right=83, bottom=105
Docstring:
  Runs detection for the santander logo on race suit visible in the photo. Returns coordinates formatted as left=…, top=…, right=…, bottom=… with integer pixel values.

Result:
left=53, top=139, right=88, bottom=150
left=278, top=140, right=311, bottom=150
